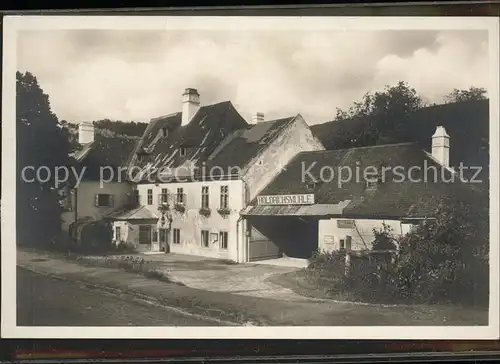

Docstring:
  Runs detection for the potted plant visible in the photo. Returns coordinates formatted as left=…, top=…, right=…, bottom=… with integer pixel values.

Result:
left=199, top=207, right=211, bottom=217
left=217, top=207, right=231, bottom=217
left=158, top=202, right=169, bottom=213
left=174, top=203, right=186, bottom=214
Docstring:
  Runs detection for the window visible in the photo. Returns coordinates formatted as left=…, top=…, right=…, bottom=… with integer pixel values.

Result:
left=366, top=173, right=382, bottom=190
left=219, top=231, right=228, bottom=250
left=180, top=147, right=187, bottom=157
left=95, top=194, right=114, bottom=207
left=201, top=230, right=210, bottom=247
left=115, top=227, right=121, bottom=242
left=139, top=225, right=151, bottom=245
left=152, top=228, right=158, bottom=242
left=220, top=185, right=229, bottom=209
left=201, top=186, right=209, bottom=209
left=147, top=189, right=153, bottom=205
left=339, top=239, right=345, bottom=250
left=161, top=188, right=168, bottom=204
left=306, top=182, right=316, bottom=191
left=60, top=188, right=73, bottom=211
left=173, top=229, right=181, bottom=244
left=133, top=190, right=140, bottom=205
left=177, top=188, right=184, bottom=204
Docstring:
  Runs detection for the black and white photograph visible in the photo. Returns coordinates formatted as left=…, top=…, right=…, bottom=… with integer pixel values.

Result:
left=1, top=15, right=499, bottom=339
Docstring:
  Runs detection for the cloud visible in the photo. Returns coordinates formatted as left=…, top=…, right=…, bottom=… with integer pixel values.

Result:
left=16, top=28, right=489, bottom=125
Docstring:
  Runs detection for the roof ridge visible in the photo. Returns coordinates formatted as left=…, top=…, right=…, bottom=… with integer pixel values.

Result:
left=149, top=101, right=232, bottom=122
left=296, top=142, right=418, bottom=156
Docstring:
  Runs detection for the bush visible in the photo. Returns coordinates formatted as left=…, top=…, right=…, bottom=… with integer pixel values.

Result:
left=308, top=249, right=346, bottom=277
left=371, top=223, right=397, bottom=251
left=307, top=250, right=399, bottom=303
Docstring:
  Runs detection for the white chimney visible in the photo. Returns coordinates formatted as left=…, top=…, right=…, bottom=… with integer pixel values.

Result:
left=78, top=121, right=95, bottom=144
left=182, top=88, right=200, bottom=126
left=251, top=112, right=265, bottom=123
left=432, top=125, right=450, bottom=167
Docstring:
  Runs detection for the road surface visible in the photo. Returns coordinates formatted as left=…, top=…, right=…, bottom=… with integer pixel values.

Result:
left=17, top=267, right=219, bottom=326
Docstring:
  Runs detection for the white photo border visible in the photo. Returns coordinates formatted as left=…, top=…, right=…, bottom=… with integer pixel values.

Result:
left=2, top=15, right=499, bottom=339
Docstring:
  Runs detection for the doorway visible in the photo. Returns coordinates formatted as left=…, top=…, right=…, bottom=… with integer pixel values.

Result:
left=159, top=228, right=170, bottom=253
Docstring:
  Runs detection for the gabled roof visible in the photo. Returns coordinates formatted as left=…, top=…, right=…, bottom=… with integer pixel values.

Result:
left=255, top=143, right=481, bottom=219
left=205, top=116, right=296, bottom=172
left=129, top=101, right=248, bottom=181
left=72, top=135, right=138, bottom=181
left=310, top=99, right=489, bottom=184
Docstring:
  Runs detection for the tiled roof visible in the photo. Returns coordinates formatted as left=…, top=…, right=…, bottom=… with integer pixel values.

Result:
left=72, top=135, right=138, bottom=181
left=205, top=116, right=296, bottom=172
left=310, top=99, right=489, bottom=184
left=129, top=101, right=248, bottom=181
left=106, top=205, right=158, bottom=220
left=255, top=143, right=481, bottom=219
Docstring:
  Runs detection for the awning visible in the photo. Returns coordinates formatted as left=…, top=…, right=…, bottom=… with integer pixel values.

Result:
left=106, top=206, right=159, bottom=220
left=240, top=202, right=350, bottom=217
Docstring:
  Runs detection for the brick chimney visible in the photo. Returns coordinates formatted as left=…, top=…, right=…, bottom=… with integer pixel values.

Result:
left=182, top=88, right=200, bottom=126
left=78, top=121, right=95, bottom=144
left=251, top=112, right=265, bottom=123
left=432, top=125, right=450, bottom=167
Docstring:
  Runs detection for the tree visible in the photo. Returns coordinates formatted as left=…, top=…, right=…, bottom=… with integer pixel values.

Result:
left=444, top=86, right=487, bottom=104
left=333, top=81, right=426, bottom=147
left=16, top=71, right=74, bottom=247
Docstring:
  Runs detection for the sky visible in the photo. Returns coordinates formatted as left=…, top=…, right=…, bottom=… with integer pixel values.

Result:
left=16, top=29, right=489, bottom=125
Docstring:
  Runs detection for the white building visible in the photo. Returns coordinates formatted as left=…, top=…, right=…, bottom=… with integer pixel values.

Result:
left=107, top=88, right=324, bottom=262
left=61, top=122, right=137, bottom=235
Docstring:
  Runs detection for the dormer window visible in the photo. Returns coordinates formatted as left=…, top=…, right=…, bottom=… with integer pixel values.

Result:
left=161, top=127, right=169, bottom=138
left=366, top=173, right=384, bottom=190
left=179, top=147, right=187, bottom=157
left=366, top=180, right=378, bottom=190
left=306, top=182, right=316, bottom=191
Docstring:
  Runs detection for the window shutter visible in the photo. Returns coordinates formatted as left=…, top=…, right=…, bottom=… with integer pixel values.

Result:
left=109, top=195, right=114, bottom=207
left=95, top=194, right=100, bottom=207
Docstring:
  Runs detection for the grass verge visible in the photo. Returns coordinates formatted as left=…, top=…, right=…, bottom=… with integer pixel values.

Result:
left=70, top=255, right=173, bottom=283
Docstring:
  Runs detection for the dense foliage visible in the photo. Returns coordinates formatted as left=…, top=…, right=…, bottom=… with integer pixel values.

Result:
left=314, top=82, right=489, bottom=152
left=93, top=119, right=147, bottom=137
left=332, top=81, right=426, bottom=147
left=444, top=86, right=487, bottom=104
left=308, top=196, right=489, bottom=306
left=16, top=71, right=74, bottom=247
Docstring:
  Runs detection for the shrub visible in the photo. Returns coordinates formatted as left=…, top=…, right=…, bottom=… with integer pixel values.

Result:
left=308, top=249, right=346, bottom=277
left=371, top=223, right=397, bottom=251
left=391, top=196, right=489, bottom=306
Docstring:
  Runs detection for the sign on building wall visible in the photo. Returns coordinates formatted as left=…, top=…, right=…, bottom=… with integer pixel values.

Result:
left=337, top=219, right=355, bottom=229
left=257, top=194, right=315, bottom=206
